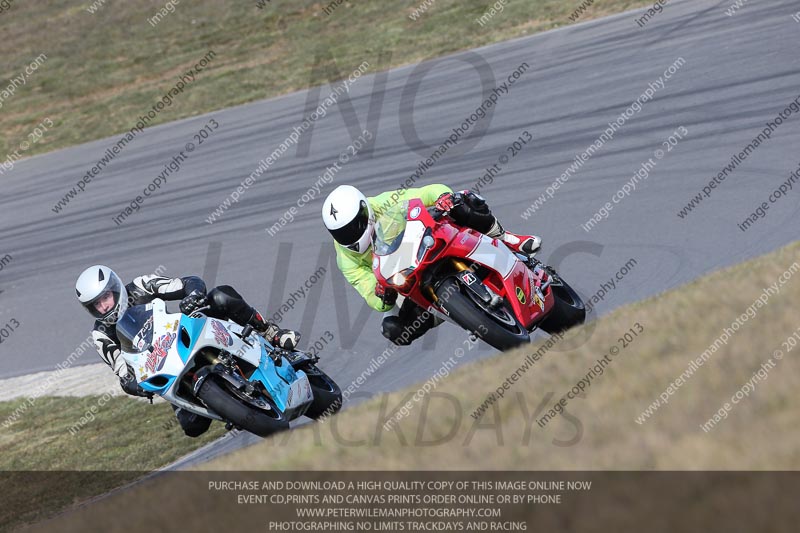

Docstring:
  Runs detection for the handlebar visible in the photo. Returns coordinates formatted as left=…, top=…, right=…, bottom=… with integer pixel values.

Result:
left=189, top=305, right=211, bottom=318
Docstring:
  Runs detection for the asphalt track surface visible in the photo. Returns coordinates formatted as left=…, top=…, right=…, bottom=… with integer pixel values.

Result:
left=2, top=0, right=800, bottom=466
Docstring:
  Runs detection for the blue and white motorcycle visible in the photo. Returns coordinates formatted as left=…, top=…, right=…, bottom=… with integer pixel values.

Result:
left=116, top=299, right=342, bottom=437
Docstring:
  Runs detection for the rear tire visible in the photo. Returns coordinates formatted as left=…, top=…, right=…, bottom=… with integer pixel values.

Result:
left=301, top=364, right=343, bottom=419
left=435, top=277, right=529, bottom=351
left=538, top=274, right=586, bottom=334
left=197, top=376, right=289, bottom=437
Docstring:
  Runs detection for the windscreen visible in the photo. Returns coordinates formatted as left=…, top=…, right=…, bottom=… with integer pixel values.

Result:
left=116, top=304, right=154, bottom=354
left=372, top=201, right=408, bottom=256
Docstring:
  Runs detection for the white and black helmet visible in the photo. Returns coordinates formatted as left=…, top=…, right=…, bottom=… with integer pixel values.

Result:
left=322, top=185, right=375, bottom=254
left=75, top=265, right=128, bottom=324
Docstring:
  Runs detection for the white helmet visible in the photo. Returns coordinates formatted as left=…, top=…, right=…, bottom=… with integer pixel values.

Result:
left=322, top=185, right=375, bottom=254
left=75, top=265, right=129, bottom=324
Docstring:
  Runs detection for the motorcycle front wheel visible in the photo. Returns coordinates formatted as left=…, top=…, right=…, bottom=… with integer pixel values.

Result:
left=299, top=363, right=343, bottom=419
left=435, top=277, right=530, bottom=352
left=537, top=270, right=586, bottom=334
left=197, top=375, right=289, bottom=437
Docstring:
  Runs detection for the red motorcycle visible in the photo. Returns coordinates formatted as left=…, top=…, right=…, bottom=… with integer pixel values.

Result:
left=372, top=198, right=585, bottom=351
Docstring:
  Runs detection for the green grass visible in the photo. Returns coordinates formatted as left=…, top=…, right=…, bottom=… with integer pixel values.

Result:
left=0, top=396, right=225, bottom=529
left=1, top=0, right=652, bottom=160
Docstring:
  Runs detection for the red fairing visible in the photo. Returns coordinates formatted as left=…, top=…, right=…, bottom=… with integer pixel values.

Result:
left=372, top=198, right=556, bottom=331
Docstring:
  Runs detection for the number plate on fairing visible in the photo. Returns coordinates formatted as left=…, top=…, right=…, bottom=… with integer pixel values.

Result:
left=285, top=371, right=314, bottom=411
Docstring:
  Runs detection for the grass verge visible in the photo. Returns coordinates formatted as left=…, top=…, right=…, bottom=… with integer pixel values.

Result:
left=0, top=396, right=225, bottom=529
left=1, top=0, right=652, bottom=160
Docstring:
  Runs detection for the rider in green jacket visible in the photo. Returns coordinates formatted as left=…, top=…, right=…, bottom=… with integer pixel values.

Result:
left=322, top=184, right=541, bottom=345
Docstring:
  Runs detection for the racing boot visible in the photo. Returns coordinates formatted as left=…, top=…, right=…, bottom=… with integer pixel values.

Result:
left=487, top=220, right=542, bottom=256
left=250, top=311, right=300, bottom=350
left=249, top=310, right=274, bottom=336
left=382, top=299, right=440, bottom=346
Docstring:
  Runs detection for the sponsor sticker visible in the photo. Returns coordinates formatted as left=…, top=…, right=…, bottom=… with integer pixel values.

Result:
left=211, top=320, right=233, bottom=346
left=533, top=286, right=545, bottom=311
left=516, top=286, right=527, bottom=304
left=461, top=271, right=477, bottom=285
left=409, top=206, right=421, bottom=219
left=132, top=316, right=154, bottom=351
left=145, top=332, right=177, bottom=373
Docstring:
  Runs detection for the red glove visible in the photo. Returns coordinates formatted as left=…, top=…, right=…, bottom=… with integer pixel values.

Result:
left=375, top=283, right=398, bottom=306
left=435, top=192, right=463, bottom=212
left=435, top=192, right=455, bottom=212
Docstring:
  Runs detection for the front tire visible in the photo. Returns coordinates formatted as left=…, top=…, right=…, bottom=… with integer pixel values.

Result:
left=538, top=272, right=586, bottom=334
left=196, top=376, right=289, bottom=437
left=435, top=277, right=530, bottom=351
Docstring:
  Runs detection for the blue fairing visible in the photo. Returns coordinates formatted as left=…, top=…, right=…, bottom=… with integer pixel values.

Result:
left=251, top=342, right=300, bottom=412
left=166, top=314, right=300, bottom=413
left=177, top=314, right=206, bottom=363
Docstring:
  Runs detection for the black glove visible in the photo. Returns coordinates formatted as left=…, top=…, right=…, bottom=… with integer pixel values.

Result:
left=120, top=365, right=152, bottom=398
left=180, top=289, right=208, bottom=315
left=375, top=283, right=398, bottom=307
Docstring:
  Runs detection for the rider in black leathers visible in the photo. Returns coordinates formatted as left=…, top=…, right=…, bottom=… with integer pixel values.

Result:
left=75, top=265, right=300, bottom=437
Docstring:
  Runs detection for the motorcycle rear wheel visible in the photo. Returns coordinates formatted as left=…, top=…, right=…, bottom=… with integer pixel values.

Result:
left=197, top=375, right=289, bottom=437
left=435, top=277, right=530, bottom=351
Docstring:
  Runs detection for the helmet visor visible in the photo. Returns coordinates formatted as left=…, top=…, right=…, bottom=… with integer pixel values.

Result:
left=329, top=200, right=371, bottom=247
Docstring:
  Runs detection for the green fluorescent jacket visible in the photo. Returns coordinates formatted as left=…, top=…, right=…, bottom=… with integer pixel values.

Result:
left=333, top=184, right=452, bottom=312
